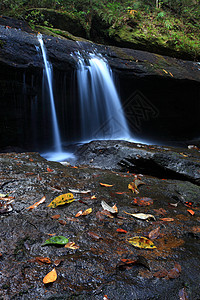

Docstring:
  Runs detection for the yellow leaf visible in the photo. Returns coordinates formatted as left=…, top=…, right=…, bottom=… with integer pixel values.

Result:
left=128, top=182, right=139, bottom=194
left=91, top=195, right=96, bottom=199
left=100, top=183, right=114, bottom=187
left=43, top=268, right=57, bottom=284
left=47, top=193, right=74, bottom=208
left=64, top=242, right=79, bottom=249
left=163, top=69, right=168, bottom=74
left=82, top=208, right=92, bottom=216
left=128, top=236, right=156, bottom=249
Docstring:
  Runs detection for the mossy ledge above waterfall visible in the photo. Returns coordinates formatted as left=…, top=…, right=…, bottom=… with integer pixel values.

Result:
left=1, top=0, right=200, bottom=61
left=0, top=17, right=199, bottom=83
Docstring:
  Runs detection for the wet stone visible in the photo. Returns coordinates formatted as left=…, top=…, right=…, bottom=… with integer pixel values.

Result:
left=0, top=146, right=200, bottom=299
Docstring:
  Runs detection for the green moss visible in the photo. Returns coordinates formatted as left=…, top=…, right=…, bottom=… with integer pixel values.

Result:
left=0, top=40, right=6, bottom=48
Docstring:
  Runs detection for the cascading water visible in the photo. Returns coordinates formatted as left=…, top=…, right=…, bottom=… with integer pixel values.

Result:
left=76, top=52, right=130, bottom=142
left=37, top=34, right=74, bottom=161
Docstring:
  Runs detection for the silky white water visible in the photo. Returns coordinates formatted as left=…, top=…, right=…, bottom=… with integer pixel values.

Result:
left=37, top=34, right=74, bottom=161
left=76, top=53, right=130, bottom=142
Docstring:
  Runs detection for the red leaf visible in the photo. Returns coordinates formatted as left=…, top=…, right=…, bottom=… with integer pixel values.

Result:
left=47, top=167, right=53, bottom=172
left=187, top=209, right=195, bottom=216
left=116, top=228, right=127, bottom=233
left=132, top=197, right=153, bottom=206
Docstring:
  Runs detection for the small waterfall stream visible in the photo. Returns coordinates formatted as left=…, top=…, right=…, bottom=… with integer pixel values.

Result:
left=76, top=53, right=130, bottom=142
left=37, top=34, right=74, bottom=161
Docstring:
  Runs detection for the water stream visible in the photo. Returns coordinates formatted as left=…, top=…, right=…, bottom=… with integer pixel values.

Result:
left=76, top=52, right=130, bottom=142
left=37, top=34, right=74, bottom=161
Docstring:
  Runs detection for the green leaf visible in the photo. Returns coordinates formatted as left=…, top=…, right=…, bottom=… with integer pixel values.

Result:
left=42, top=236, right=69, bottom=246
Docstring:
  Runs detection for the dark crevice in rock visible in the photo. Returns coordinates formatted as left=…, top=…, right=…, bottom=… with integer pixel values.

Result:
left=119, top=157, right=193, bottom=182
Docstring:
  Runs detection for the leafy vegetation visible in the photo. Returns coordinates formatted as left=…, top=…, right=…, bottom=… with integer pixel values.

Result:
left=0, top=0, right=199, bottom=60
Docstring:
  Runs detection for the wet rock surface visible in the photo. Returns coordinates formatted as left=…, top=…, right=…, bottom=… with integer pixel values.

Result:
left=0, top=142, right=200, bottom=299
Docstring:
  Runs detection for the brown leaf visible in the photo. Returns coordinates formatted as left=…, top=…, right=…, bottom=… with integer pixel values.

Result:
left=88, top=231, right=102, bottom=240
left=43, top=268, right=57, bottom=284
left=58, top=220, right=67, bottom=225
left=66, top=216, right=80, bottom=222
left=167, top=263, right=181, bottom=279
left=54, top=259, right=63, bottom=267
left=149, top=227, right=160, bottom=240
left=101, top=209, right=114, bottom=218
left=153, top=269, right=168, bottom=278
left=160, top=218, right=174, bottom=222
left=51, top=214, right=60, bottom=220
left=153, top=208, right=167, bottom=215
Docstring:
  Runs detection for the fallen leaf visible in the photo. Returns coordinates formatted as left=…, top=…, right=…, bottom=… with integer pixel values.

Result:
left=153, top=208, right=167, bottom=215
left=180, top=153, right=188, bottom=157
left=43, top=268, right=57, bottom=284
left=191, top=226, right=200, bottom=233
left=47, top=233, right=56, bottom=236
left=88, top=231, right=102, bottom=239
left=184, top=201, right=193, bottom=207
left=118, top=255, right=150, bottom=270
left=132, top=197, right=153, bottom=206
left=26, top=196, right=46, bottom=211
left=54, top=259, right=63, bottom=266
left=64, top=242, right=79, bottom=249
left=160, top=218, right=174, bottom=222
left=163, top=69, right=168, bottom=74
left=29, top=158, right=34, bottom=162
left=179, top=287, right=189, bottom=300
left=58, top=220, right=67, bottom=225
left=82, top=208, right=92, bottom=215
left=128, top=179, right=145, bottom=194
left=66, top=216, right=80, bottom=222
left=48, top=193, right=74, bottom=208
left=124, top=211, right=156, bottom=221
left=187, top=209, right=195, bottom=215
left=29, top=257, right=51, bottom=265
left=167, top=263, right=181, bottom=279
left=149, top=227, right=160, bottom=239
left=68, top=189, right=91, bottom=194
left=169, top=202, right=179, bottom=207
left=128, top=236, right=156, bottom=249
left=116, top=228, right=127, bottom=233
left=101, top=200, right=116, bottom=214
left=100, top=209, right=114, bottom=218
left=103, top=296, right=110, bottom=300
left=100, top=183, right=114, bottom=187
left=91, top=195, right=96, bottom=199
left=112, top=204, right=118, bottom=213
left=51, top=214, right=60, bottom=220
left=42, top=236, right=69, bottom=246
left=47, top=167, right=53, bottom=172
left=153, top=269, right=169, bottom=278
left=115, top=192, right=127, bottom=195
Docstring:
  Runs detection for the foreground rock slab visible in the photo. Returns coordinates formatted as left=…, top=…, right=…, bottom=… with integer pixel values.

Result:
left=0, top=147, right=200, bottom=299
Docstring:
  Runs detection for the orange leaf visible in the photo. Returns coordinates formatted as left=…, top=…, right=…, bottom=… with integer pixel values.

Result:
left=54, top=259, right=63, bottom=266
left=75, top=210, right=83, bottom=217
left=37, top=257, right=51, bottom=264
left=116, top=228, right=127, bottom=233
left=100, top=183, right=114, bottom=187
left=47, top=233, right=56, bottom=236
left=29, top=158, right=34, bottom=162
left=43, top=268, right=57, bottom=284
left=160, top=218, right=174, bottom=222
left=47, top=167, right=53, bottom=172
left=187, top=209, right=195, bottom=216
left=132, top=197, right=153, bottom=206
left=112, top=204, right=118, bottom=213
left=91, top=195, right=96, bottom=199
left=115, top=192, right=127, bottom=195
left=26, top=196, right=46, bottom=211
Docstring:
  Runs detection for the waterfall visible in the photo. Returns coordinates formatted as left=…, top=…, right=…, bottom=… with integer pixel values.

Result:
left=37, top=34, right=62, bottom=152
left=37, top=34, right=74, bottom=161
left=76, top=53, right=130, bottom=142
